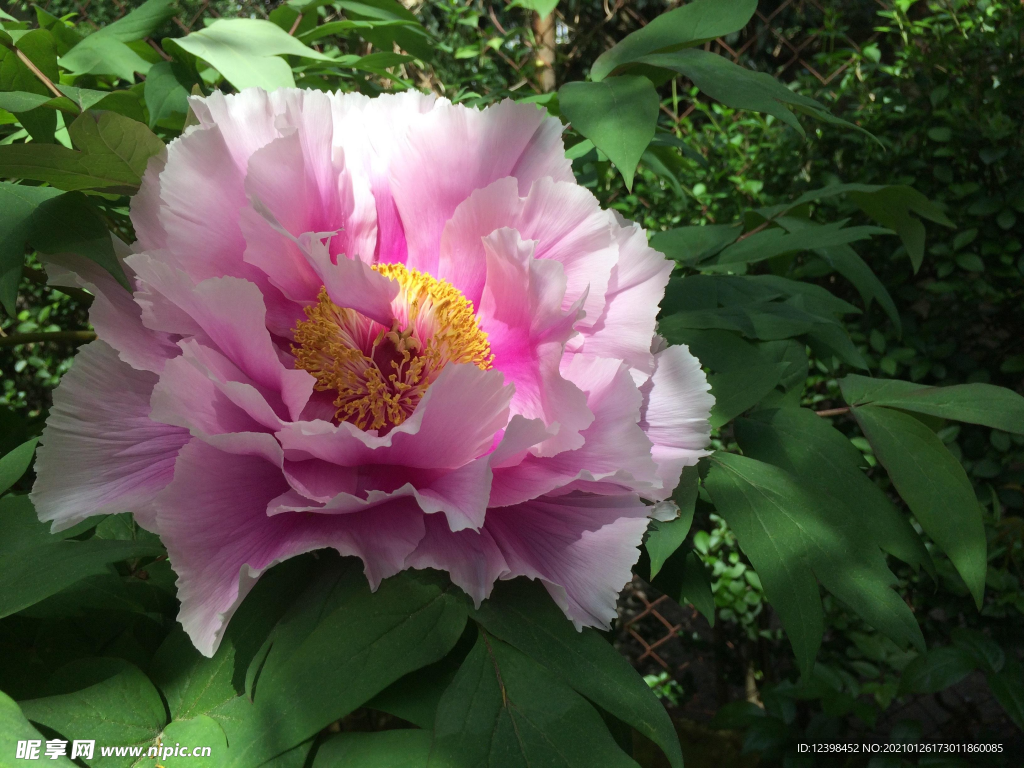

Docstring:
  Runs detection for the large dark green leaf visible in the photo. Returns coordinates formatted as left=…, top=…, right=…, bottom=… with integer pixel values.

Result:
left=0, top=690, right=76, bottom=766
left=590, top=0, right=757, bottom=81
left=708, top=362, right=789, bottom=427
left=709, top=221, right=890, bottom=268
left=472, top=579, right=682, bottom=768
left=987, top=658, right=1024, bottom=730
left=841, top=375, right=1024, bottom=435
left=635, top=49, right=866, bottom=137
left=558, top=76, right=659, bottom=190
left=0, top=180, right=61, bottom=315
left=646, top=465, right=698, bottom=579
left=815, top=243, right=901, bottom=333
left=0, top=495, right=164, bottom=619
left=898, top=646, right=976, bottom=695
left=852, top=404, right=987, bottom=607
left=705, top=453, right=923, bottom=674
left=431, top=630, right=639, bottom=768
left=649, top=224, right=740, bottom=265
left=19, top=659, right=168, bottom=768
left=735, top=408, right=931, bottom=571
left=222, top=564, right=467, bottom=768
left=143, top=60, right=192, bottom=127
left=315, top=731, right=438, bottom=768
left=0, top=437, right=37, bottom=495
left=0, top=29, right=60, bottom=143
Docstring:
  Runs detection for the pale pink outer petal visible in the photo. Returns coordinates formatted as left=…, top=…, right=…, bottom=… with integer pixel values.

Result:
left=157, top=438, right=425, bottom=656
left=488, top=354, right=660, bottom=506
left=30, top=341, right=189, bottom=532
left=42, top=244, right=179, bottom=374
left=130, top=148, right=168, bottom=252
left=484, top=493, right=651, bottom=629
left=438, top=177, right=617, bottom=324
left=477, top=228, right=592, bottom=456
left=389, top=99, right=574, bottom=276
left=571, top=215, right=674, bottom=376
left=638, top=343, right=715, bottom=498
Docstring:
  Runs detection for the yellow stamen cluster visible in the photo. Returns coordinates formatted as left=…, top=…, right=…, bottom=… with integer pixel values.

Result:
left=292, top=263, right=493, bottom=432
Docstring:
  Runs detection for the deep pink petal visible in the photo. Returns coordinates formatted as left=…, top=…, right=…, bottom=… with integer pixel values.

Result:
left=405, top=514, right=510, bottom=606
left=31, top=341, right=189, bottom=532
left=156, top=438, right=424, bottom=656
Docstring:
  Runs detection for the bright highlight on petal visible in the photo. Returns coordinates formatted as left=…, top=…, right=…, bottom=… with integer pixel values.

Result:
left=31, top=88, right=714, bottom=656
left=292, top=263, right=493, bottom=432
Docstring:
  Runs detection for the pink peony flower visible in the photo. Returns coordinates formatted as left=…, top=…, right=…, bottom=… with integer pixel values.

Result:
left=32, top=89, right=713, bottom=656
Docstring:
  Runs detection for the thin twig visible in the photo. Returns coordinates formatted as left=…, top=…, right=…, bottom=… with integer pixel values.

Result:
left=0, top=331, right=96, bottom=348
left=814, top=407, right=851, bottom=417
left=0, top=38, right=66, bottom=101
left=288, top=12, right=304, bottom=36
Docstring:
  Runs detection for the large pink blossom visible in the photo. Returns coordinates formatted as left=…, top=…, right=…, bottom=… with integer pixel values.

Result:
left=32, top=89, right=713, bottom=656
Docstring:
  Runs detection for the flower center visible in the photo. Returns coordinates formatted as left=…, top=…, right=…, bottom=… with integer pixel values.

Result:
left=292, top=262, right=493, bottom=432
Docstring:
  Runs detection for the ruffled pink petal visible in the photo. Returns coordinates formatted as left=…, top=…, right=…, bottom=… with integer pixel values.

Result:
left=484, top=493, right=651, bottom=629
left=477, top=228, right=592, bottom=456
left=571, top=215, right=673, bottom=376
left=130, top=148, right=168, bottom=252
left=298, top=233, right=398, bottom=327
left=124, top=258, right=314, bottom=421
left=389, top=99, right=573, bottom=276
left=157, top=438, right=425, bottom=656
left=42, top=245, right=179, bottom=374
left=405, top=513, right=510, bottom=606
left=188, top=89, right=280, bottom=175
left=439, top=177, right=617, bottom=323
left=276, top=362, right=511, bottom=470
left=31, top=341, right=189, bottom=532
left=489, top=354, right=659, bottom=506
left=638, top=343, right=715, bottom=498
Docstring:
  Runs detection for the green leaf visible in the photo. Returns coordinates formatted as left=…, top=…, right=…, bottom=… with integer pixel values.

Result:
left=735, top=408, right=931, bottom=572
left=898, top=646, right=976, bottom=695
left=649, top=224, right=740, bottom=265
left=590, top=0, right=757, bottom=81
left=816, top=243, right=901, bottom=333
left=222, top=563, right=467, bottom=768
left=136, top=716, right=227, bottom=768
left=27, top=192, right=130, bottom=291
left=0, top=29, right=60, bottom=143
left=950, top=628, right=1004, bottom=674
left=710, top=221, right=891, bottom=268
left=472, top=579, right=682, bottom=768
left=336, top=0, right=434, bottom=61
left=297, top=19, right=420, bottom=45
left=652, top=550, right=716, bottom=626
left=0, top=437, right=37, bottom=495
left=705, top=453, right=923, bottom=674
left=432, top=630, right=640, bottom=768
left=558, top=76, right=659, bottom=191
left=144, top=60, right=192, bottom=127
left=708, top=362, right=789, bottom=427
left=840, top=375, right=1024, bottom=435
left=0, top=91, right=52, bottom=112
left=987, top=658, right=1024, bottom=730
left=635, top=49, right=868, bottom=138
left=0, top=111, right=164, bottom=193
left=0, top=494, right=164, bottom=619
left=851, top=405, right=987, bottom=608
left=60, top=0, right=178, bottom=80
left=848, top=186, right=952, bottom=272
left=514, top=0, right=559, bottom=17
left=174, top=19, right=333, bottom=91
left=365, top=657, right=459, bottom=728
left=19, top=659, right=168, bottom=768
left=0, top=689, right=76, bottom=766
left=646, top=466, right=698, bottom=579
left=315, top=731, right=437, bottom=768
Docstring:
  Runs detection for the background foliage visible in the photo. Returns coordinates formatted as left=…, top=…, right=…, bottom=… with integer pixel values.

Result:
left=1, top=0, right=1022, bottom=766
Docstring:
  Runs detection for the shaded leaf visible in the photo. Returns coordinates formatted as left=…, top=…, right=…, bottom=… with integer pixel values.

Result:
left=646, top=465, right=698, bottom=579
left=0, top=437, right=37, bottom=496
left=898, top=646, right=976, bottom=695
left=472, top=579, right=682, bottom=768
left=0, top=689, right=76, bottom=766
left=431, top=630, right=639, bottom=768
left=852, top=404, right=987, bottom=607
left=315, top=731, right=438, bottom=768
